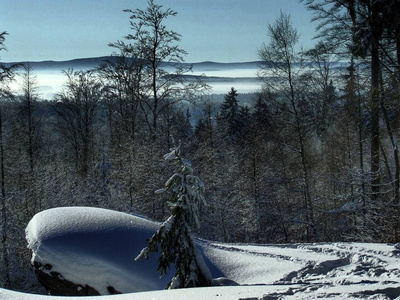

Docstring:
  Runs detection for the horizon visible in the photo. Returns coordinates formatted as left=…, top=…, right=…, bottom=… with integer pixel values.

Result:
left=3, top=55, right=264, bottom=65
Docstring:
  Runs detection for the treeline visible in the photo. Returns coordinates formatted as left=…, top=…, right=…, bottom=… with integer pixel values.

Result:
left=1, top=0, right=400, bottom=293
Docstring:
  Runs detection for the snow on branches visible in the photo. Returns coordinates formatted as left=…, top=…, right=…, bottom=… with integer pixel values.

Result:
left=136, top=144, right=211, bottom=289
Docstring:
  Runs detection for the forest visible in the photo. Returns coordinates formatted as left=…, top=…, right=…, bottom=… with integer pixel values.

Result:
left=0, top=0, right=400, bottom=293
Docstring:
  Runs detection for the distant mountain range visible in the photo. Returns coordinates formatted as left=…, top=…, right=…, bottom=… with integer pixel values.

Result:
left=3, top=56, right=262, bottom=72
left=3, top=56, right=349, bottom=74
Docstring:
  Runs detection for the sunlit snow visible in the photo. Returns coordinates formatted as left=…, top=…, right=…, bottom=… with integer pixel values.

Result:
left=7, top=207, right=400, bottom=299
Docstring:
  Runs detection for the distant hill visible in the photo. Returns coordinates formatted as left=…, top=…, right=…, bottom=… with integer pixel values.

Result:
left=3, top=56, right=347, bottom=74
left=3, top=56, right=262, bottom=72
left=3, top=56, right=119, bottom=70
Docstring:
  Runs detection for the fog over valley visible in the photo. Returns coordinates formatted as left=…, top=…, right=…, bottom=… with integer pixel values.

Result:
left=8, top=57, right=261, bottom=99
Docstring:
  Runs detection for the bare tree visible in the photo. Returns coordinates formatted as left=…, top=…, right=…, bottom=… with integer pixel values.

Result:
left=98, top=53, right=143, bottom=146
left=11, top=64, right=43, bottom=215
left=258, top=12, right=317, bottom=241
left=55, top=70, right=103, bottom=176
left=121, top=0, right=207, bottom=139
left=0, top=31, right=18, bottom=288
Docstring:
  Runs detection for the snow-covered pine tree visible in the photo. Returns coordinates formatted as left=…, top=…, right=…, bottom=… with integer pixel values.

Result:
left=135, top=144, right=212, bottom=289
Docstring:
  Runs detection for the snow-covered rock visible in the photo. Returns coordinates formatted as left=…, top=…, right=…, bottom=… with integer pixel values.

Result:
left=25, top=207, right=174, bottom=295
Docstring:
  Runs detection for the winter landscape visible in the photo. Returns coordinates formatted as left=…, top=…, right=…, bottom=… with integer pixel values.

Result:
left=1, top=0, right=400, bottom=299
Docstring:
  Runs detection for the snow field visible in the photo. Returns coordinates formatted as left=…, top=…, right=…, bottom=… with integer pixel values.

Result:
left=16, top=207, right=400, bottom=299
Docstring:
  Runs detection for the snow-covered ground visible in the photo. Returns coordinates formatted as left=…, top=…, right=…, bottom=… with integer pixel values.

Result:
left=2, top=207, right=400, bottom=299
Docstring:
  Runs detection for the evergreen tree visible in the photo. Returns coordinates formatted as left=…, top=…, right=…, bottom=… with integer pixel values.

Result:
left=183, top=108, right=193, bottom=139
left=136, top=144, right=211, bottom=289
left=217, top=87, right=244, bottom=142
left=194, top=118, right=206, bottom=139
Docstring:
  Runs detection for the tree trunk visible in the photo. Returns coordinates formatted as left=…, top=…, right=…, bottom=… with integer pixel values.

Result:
left=288, top=61, right=317, bottom=241
left=381, top=90, right=399, bottom=203
left=0, top=102, right=10, bottom=288
left=358, top=82, right=366, bottom=211
left=26, top=69, right=36, bottom=214
left=370, top=3, right=381, bottom=200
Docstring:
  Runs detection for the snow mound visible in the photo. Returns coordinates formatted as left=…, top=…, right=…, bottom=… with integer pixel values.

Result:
left=26, top=207, right=169, bottom=294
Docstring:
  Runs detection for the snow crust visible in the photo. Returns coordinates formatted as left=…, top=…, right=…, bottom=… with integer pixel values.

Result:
left=20, top=207, right=400, bottom=299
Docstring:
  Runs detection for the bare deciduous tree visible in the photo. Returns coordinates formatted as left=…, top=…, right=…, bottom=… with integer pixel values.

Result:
left=258, top=12, right=317, bottom=241
left=55, top=70, right=103, bottom=176
left=0, top=31, right=18, bottom=289
left=121, top=0, right=207, bottom=139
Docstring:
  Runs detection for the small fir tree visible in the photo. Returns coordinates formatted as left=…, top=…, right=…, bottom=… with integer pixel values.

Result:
left=217, top=87, right=245, bottom=142
left=136, top=144, right=212, bottom=289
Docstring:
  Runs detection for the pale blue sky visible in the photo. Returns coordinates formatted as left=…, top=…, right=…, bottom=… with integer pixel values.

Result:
left=0, top=0, right=317, bottom=63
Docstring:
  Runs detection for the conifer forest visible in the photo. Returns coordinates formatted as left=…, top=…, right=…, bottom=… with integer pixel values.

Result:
left=1, top=0, right=400, bottom=292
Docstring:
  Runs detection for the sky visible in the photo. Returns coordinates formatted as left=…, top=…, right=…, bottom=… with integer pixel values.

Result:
left=0, top=0, right=317, bottom=63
